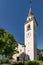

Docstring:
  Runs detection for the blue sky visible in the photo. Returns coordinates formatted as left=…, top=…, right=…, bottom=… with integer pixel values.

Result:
left=0, top=0, right=43, bottom=49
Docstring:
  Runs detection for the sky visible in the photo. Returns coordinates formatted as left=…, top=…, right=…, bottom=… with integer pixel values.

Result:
left=0, top=0, right=43, bottom=49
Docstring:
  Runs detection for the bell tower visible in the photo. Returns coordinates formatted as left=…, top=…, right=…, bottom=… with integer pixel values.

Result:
left=24, top=0, right=37, bottom=60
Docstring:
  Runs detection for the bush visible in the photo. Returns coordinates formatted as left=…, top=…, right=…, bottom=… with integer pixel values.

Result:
left=25, top=60, right=43, bottom=65
left=0, top=58, right=9, bottom=64
left=25, top=61, right=39, bottom=65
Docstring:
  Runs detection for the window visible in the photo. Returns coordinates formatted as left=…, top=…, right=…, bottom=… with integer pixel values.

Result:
left=27, top=25, right=30, bottom=31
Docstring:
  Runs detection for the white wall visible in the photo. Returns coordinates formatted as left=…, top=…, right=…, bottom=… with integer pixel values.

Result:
left=12, top=43, right=24, bottom=61
left=24, top=19, right=37, bottom=60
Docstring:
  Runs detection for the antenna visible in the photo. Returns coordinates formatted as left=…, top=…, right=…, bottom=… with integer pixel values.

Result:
left=30, top=0, right=32, bottom=9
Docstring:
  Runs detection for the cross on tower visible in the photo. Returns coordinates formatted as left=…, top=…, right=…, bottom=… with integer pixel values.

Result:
left=30, top=0, right=32, bottom=8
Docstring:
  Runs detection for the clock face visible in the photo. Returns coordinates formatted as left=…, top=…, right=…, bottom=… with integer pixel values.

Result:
left=26, top=32, right=31, bottom=38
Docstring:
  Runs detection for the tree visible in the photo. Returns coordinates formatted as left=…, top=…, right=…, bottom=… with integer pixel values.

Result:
left=40, top=50, right=43, bottom=57
left=37, top=49, right=43, bottom=56
left=0, top=29, right=18, bottom=59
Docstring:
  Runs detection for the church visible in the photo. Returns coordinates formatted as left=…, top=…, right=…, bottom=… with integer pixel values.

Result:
left=12, top=2, right=38, bottom=61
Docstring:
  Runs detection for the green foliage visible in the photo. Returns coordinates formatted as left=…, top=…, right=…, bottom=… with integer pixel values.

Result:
left=26, top=61, right=39, bottom=65
left=0, top=58, right=9, bottom=64
left=0, top=29, right=18, bottom=58
left=40, top=50, right=43, bottom=57
left=25, top=60, right=43, bottom=65
left=37, top=49, right=43, bottom=57
left=0, top=60, right=43, bottom=65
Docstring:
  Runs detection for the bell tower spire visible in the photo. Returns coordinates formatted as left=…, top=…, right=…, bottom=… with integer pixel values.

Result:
left=30, top=0, right=32, bottom=9
left=29, top=0, right=32, bottom=14
left=26, top=0, right=34, bottom=21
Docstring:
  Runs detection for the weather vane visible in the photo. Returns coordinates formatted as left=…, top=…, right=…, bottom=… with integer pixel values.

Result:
left=30, top=0, right=32, bottom=9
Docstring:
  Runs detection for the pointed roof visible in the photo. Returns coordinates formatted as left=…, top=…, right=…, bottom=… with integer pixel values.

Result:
left=24, top=8, right=38, bottom=25
left=28, top=8, right=33, bottom=16
left=26, top=8, right=34, bottom=21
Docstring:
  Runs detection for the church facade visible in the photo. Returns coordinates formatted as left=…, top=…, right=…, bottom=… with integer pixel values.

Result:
left=13, top=8, right=37, bottom=61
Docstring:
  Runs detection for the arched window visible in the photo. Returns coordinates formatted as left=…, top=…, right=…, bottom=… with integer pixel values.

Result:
left=27, top=25, right=30, bottom=31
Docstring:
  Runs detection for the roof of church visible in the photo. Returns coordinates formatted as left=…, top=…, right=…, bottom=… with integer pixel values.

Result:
left=24, top=8, right=38, bottom=25
left=28, top=8, right=34, bottom=17
left=17, top=42, right=26, bottom=47
left=17, top=42, right=24, bottom=45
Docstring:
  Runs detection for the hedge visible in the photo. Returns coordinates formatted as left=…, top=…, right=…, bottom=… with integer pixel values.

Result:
left=25, top=60, right=43, bottom=65
left=0, top=58, right=9, bottom=64
left=0, top=60, right=43, bottom=65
